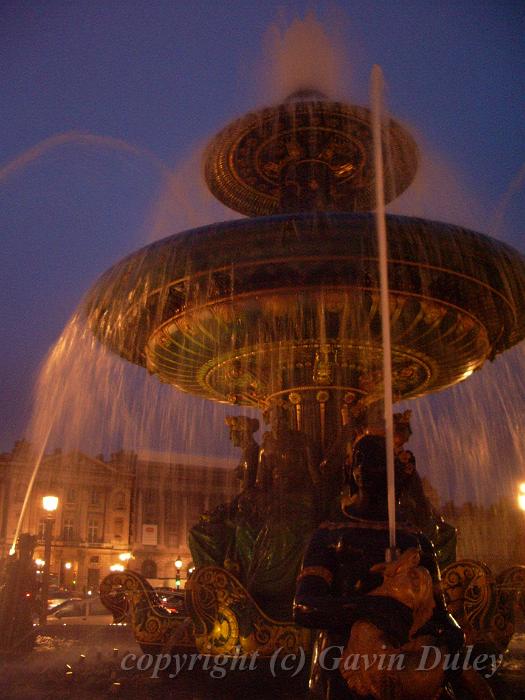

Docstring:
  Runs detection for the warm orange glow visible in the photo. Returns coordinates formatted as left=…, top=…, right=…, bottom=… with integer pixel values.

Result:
left=42, top=495, right=58, bottom=512
left=110, top=563, right=125, bottom=572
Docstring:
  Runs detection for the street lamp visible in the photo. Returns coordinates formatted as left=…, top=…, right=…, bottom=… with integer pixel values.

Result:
left=175, top=556, right=182, bottom=589
left=39, top=495, right=58, bottom=625
left=518, top=482, right=525, bottom=511
left=118, top=551, right=132, bottom=563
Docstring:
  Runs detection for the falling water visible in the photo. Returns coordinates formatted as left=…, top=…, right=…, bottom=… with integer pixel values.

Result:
left=8, top=424, right=52, bottom=555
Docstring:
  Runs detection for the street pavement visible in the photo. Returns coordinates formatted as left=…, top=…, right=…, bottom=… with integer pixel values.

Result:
left=0, top=626, right=524, bottom=699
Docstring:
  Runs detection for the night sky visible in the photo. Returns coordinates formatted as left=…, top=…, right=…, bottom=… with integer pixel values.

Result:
left=1, top=1, right=524, bottom=500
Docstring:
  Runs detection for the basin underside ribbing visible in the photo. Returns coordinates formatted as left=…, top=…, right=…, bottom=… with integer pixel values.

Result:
left=83, top=213, right=525, bottom=409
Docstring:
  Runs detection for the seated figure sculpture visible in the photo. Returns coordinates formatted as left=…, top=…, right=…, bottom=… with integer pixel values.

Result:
left=294, top=435, right=494, bottom=700
left=188, top=415, right=263, bottom=581
left=246, top=401, right=321, bottom=618
left=393, top=411, right=457, bottom=569
left=320, top=410, right=457, bottom=569
left=189, top=404, right=321, bottom=620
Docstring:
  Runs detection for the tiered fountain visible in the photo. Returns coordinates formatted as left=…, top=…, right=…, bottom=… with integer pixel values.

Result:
left=92, top=90, right=525, bottom=660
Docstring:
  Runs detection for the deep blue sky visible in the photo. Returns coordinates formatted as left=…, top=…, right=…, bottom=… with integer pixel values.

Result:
left=1, top=1, right=523, bottom=465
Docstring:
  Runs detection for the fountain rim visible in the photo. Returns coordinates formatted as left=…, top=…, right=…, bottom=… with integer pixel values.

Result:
left=81, top=210, right=525, bottom=406
left=85, top=210, right=525, bottom=287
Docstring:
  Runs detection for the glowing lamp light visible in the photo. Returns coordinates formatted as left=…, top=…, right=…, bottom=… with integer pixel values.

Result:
left=110, top=563, right=125, bottom=572
left=64, top=562, right=72, bottom=570
left=175, top=557, right=183, bottom=570
left=517, top=482, right=525, bottom=511
left=35, top=558, right=45, bottom=568
left=119, top=552, right=132, bottom=562
left=42, top=495, right=59, bottom=512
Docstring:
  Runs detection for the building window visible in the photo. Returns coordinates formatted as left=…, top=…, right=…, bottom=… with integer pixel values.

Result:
left=66, top=488, right=76, bottom=504
left=167, top=531, right=179, bottom=547
left=165, top=490, right=177, bottom=525
left=15, top=483, right=26, bottom=502
left=114, top=491, right=125, bottom=510
left=143, top=488, right=159, bottom=522
left=37, top=518, right=47, bottom=541
left=90, top=556, right=99, bottom=564
left=114, top=518, right=124, bottom=538
left=87, top=518, right=101, bottom=543
left=141, top=559, right=157, bottom=578
left=63, top=517, right=74, bottom=542
left=87, top=568, right=100, bottom=590
left=90, top=488, right=101, bottom=506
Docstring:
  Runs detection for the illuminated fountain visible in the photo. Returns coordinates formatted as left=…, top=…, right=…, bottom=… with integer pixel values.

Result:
left=84, top=91, right=525, bottom=455
left=91, top=90, right=525, bottom=658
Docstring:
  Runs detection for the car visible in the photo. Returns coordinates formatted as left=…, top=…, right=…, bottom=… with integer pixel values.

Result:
left=46, top=589, right=78, bottom=611
left=153, top=588, right=186, bottom=615
left=48, top=596, right=83, bottom=613
left=44, top=596, right=116, bottom=625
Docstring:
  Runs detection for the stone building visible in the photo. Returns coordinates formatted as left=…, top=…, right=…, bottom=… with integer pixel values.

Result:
left=0, top=440, right=237, bottom=591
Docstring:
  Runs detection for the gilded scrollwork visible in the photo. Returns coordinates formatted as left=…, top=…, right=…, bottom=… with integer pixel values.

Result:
left=100, top=570, right=195, bottom=651
left=186, top=566, right=311, bottom=657
left=441, top=560, right=525, bottom=663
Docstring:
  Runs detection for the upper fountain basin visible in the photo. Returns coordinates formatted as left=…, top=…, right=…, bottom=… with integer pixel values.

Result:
left=82, top=212, right=525, bottom=407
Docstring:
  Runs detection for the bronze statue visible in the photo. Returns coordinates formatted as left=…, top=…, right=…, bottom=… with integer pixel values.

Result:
left=245, top=402, right=320, bottom=618
left=225, top=414, right=260, bottom=490
left=256, top=401, right=319, bottom=494
left=189, top=415, right=263, bottom=581
left=294, top=435, right=493, bottom=699
left=393, top=410, right=457, bottom=569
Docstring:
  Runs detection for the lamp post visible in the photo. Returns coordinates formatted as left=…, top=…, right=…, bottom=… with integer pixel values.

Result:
left=39, top=495, right=58, bottom=625
left=175, top=556, right=182, bottom=589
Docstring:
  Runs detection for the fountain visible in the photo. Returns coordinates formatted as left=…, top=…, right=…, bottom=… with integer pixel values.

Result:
left=85, top=85, right=525, bottom=667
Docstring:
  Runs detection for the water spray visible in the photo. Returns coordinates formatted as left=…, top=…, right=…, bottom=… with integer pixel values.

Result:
left=371, top=65, right=398, bottom=560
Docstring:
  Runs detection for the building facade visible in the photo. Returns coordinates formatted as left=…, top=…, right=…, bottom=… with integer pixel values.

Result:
left=0, top=440, right=237, bottom=591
